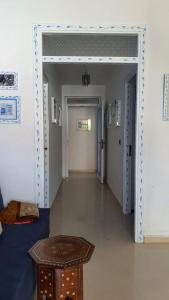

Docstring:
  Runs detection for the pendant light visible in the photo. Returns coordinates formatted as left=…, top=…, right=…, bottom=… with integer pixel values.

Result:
left=82, top=71, right=90, bottom=86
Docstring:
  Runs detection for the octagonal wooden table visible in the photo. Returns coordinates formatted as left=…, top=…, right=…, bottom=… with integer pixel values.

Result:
left=28, top=235, right=95, bottom=300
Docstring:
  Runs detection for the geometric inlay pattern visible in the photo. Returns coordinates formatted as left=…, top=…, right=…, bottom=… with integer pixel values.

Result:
left=55, top=266, right=82, bottom=300
left=29, top=235, right=95, bottom=269
left=38, top=267, right=54, bottom=298
left=43, top=34, right=138, bottom=57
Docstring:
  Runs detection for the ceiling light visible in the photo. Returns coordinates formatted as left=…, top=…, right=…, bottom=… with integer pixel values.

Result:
left=82, top=72, right=90, bottom=86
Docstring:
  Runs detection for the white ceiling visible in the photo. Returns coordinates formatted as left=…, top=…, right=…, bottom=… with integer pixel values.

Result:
left=43, top=63, right=137, bottom=85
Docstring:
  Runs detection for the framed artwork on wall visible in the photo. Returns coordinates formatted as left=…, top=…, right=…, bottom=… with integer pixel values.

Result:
left=0, top=96, right=21, bottom=123
left=51, top=97, right=57, bottom=124
left=58, top=105, right=62, bottom=126
left=108, top=103, right=112, bottom=125
left=77, top=119, right=91, bottom=131
left=0, top=72, right=18, bottom=90
left=163, top=74, right=169, bottom=120
left=114, top=99, right=121, bottom=127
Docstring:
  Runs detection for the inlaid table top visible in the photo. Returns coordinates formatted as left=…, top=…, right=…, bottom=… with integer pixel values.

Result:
left=29, top=235, right=95, bottom=269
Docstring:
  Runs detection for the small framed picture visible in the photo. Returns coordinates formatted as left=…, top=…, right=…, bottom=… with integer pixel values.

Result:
left=108, top=103, right=112, bottom=125
left=0, top=96, right=21, bottom=123
left=58, top=105, right=62, bottom=127
left=0, top=72, right=18, bottom=90
left=114, top=99, right=121, bottom=127
left=77, top=119, right=91, bottom=131
left=51, top=97, right=57, bottom=124
left=163, top=74, right=169, bottom=120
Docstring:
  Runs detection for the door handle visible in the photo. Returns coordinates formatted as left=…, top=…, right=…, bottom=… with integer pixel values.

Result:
left=129, top=145, right=132, bottom=157
left=44, top=147, right=48, bottom=150
left=99, top=139, right=104, bottom=149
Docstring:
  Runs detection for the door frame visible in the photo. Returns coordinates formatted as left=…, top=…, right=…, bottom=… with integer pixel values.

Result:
left=33, top=24, right=146, bottom=243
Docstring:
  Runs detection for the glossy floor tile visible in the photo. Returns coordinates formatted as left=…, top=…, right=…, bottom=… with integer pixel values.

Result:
left=50, top=174, right=169, bottom=300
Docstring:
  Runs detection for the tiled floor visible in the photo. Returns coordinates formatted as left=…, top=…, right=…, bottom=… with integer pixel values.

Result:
left=50, top=174, right=169, bottom=300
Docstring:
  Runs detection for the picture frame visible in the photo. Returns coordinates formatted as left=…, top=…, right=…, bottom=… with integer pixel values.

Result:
left=0, top=72, right=18, bottom=90
left=108, top=103, right=112, bottom=125
left=58, top=105, right=62, bottom=127
left=77, top=119, right=91, bottom=131
left=163, top=74, right=169, bottom=120
left=0, top=96, right=21, bottom=123
left=114, top=99, right=121, bottom=127
left=51, top=97, right=57, bottom=124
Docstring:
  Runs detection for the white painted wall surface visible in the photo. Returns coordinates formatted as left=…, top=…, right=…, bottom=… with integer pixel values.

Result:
left=106, top=65, right=136, bottom=206
left=68, top=107, right=97, bottom=172
left=0, top=0, right=169, bottom=237
left=43, top=64, right=62, bottom=207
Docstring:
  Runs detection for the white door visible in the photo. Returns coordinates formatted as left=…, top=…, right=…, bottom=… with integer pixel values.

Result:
left=43, top=83, right=49, bottom=207
left=97, top=101, right=105, bottom=183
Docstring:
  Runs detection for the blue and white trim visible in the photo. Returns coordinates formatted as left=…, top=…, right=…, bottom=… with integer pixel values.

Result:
left=43, top=56, right=138, bottom=64
left=163, top=73, right=169, bottom=120
left=33, top=23, right=146, bottom=242
left=135, top=29, right=146, bottom=242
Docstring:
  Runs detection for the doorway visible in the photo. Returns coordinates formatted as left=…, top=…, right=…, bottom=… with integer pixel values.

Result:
left=68, top=105, right=97, bottom=174
left=34, top=24, right=146, bottom=242
left=62, top=91, right=105, bottom=184
left=64, top=96, right=105, bottom=182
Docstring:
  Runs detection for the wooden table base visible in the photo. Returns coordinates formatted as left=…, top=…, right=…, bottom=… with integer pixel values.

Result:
left=37, top=265, right=83, bottom=300
left=29, top=236, right=94, bottom=300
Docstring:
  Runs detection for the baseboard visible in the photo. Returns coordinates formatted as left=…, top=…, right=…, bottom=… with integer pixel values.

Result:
left=69, top=169, right=96, bottom=174
left=144, top=236, right=169, bottom=243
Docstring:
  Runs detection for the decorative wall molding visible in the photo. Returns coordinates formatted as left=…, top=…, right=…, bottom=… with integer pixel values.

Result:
left=136, top=29, right=146, bottom=242
left=163, top=73, right=169, bottom=120
left=42, top=56, right=138, bottom=64
left=33, top=23, right=146, bottom=33
left=33, top=23, right=146, bottom=243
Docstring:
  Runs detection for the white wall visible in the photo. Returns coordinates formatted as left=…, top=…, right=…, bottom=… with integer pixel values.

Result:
left=62, top=85, right=106, bottom=177
left=106, top=65, right=136, bottom=205
left=1, top=0, right=169, bottom=237
left=43, top=64, right=62, bottom=207
left=68, top=107, right=97, bottom=172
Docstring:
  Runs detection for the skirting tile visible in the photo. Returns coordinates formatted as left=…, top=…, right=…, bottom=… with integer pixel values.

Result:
left=144, top=236, right=169, bottom=243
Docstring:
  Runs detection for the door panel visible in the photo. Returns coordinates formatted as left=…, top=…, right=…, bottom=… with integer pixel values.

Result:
left=97, top=106, right=101, bottom=179
left=97, top=101, right=105, bottom=183
left=123, top=74, right=136, bottom=214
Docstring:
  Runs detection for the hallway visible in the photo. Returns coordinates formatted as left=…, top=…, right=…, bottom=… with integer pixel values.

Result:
left=50, top=174, right=169, bottom=300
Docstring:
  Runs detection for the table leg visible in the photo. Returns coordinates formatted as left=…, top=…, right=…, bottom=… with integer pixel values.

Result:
left=37, top=265, right=55, bottom=300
